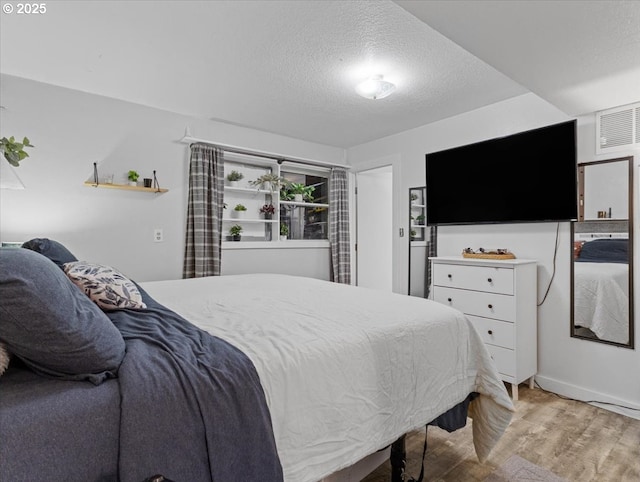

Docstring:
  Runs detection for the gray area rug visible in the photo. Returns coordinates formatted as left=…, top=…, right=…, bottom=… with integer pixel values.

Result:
left=484, top=455, right=567, bottom=482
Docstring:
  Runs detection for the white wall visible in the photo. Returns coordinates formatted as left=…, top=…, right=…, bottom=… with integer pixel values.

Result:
left=347, top=93, right=640, bottom=417
left=0, top=75, right=344, bottom=282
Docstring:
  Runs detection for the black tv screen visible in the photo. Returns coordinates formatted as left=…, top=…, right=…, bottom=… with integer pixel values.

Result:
left=425, top=120, right=577, bottom=226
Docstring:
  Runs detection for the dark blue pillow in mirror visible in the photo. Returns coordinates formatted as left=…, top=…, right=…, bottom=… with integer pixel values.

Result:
left=576, top=238, right=628, bottom=264
left=0, top=248, right=126, bottom=384
left=21, top=237, right=78, bottom=270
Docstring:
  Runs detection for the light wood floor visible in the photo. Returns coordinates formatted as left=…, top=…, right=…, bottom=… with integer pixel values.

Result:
left=362, top=385, right=640, bottom=482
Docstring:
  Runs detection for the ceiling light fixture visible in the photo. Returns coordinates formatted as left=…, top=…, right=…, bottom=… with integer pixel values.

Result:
left=355, top=75, right=396, bottom=100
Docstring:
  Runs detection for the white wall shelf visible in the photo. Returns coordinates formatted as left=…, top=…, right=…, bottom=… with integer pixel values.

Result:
left=223, top=218, right=277, bottom=223
left=280, top=200, right=329, bottom=208
left=225, top=186, right=272, bottom=195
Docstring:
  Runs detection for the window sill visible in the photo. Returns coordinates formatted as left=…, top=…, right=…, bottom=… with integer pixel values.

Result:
left=222, top=240, right=330, bottom=250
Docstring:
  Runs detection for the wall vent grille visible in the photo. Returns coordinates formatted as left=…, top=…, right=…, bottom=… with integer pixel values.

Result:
left=596, top=101, right=640, bottom=154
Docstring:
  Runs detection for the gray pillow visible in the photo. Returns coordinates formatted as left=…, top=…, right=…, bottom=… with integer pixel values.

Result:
left=21, top=237, right=78, bottom=270
left=0, top=248, right=126, bottom=384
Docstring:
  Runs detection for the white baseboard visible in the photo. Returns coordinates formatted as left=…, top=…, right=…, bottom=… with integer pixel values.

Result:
left=534, top=375, right=640, bottom=420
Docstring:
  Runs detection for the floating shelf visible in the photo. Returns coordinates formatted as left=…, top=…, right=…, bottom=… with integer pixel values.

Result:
left=84, top=182, right=168, bottom=193
left=223, top=218, right=278, bottom=223
left=225, top=186, right=272, bottom=195
left=280, top=200, right=329, bottom=208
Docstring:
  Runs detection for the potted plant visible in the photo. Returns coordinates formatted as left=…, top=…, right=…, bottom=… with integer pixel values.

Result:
left=410, top=229, right=417, bottom=240
left=280, top=186, right=294, bottom=201
left=1, top=136, right=34, bottom=167
left=410, top=193, right=419, bottom=204
left=279, top=222, right=289, bottom=241
left=250, top=173, right=286, bottom=193
left=416, top=214, right=425, bottom=225
left=284, top=182, right=315, bottom=202
left=232, top=204, right=247, bottom=218
left=259, top=203, right=275, bottom=219
left=127, top=170, right=140, bottom=186
left=226, top=170, right=244, bottom=187
left=229, top=224, right=243, bottom=241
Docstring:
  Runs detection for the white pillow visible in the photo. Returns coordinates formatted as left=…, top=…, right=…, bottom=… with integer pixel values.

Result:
left=63, top=261, right=147, bottom=311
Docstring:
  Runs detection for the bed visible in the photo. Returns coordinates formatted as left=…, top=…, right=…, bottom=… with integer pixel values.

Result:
left=0, top=240, right=514, bottom=482
left=574, top=237, right=629, bottom=344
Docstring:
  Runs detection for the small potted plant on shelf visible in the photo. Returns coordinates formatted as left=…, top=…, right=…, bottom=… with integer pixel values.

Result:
left=250, top=173, right=287, bottom=193
left=283, top=182, right=315, bottom=202
left=259, top=203, right=275, bottom=219
left=127, top=170, right=140, bottom=186
left=229, top=224, right=243, bottom=241
left=232, top=204, right=247, bottom=218
left=279, top=222, right=289, bottom=241
left=226, top=170, right=244, bottom=187
left=416, top=214, right=425, bottom=225
left=410, top=229, right=417, bottom=240
left=1, top=136, right=34, bottom=167
left=410, top=192, right=419, bottom=205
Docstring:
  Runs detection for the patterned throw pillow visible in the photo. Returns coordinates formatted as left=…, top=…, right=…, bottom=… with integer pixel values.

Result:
left=63, top=261, right=147, bottom=311
left=0, top=342, right=10, bottom=376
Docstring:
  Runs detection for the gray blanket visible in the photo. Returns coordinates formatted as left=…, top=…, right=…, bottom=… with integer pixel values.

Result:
left=109, top=286, right=283, bottom=482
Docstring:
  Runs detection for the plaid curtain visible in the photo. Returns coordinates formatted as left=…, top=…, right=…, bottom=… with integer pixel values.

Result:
left=329, top=167, right=351, bottom=284
left=425, top=225, right=437, bottom=297
left=183, top=144, right=225, bottom=278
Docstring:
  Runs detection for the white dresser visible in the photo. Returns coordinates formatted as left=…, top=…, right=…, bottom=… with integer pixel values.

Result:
left=430, top=256, right=537, bottom=400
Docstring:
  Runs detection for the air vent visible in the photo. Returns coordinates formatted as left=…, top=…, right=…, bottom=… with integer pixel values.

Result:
left=596, top=101, right=640, bottom=154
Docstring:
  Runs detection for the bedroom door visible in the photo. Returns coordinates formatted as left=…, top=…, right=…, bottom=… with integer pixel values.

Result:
left=356, top=165, right=393, bottom=291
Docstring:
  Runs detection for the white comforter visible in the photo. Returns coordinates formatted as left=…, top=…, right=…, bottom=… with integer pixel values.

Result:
left=141, top=274, right=514, bottom=482
left=574, top=262, right=629, bottom=344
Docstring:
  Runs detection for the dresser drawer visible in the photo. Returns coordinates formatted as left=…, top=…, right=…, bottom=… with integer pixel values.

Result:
left=432, top=263, right=514, bottom=295
left=467, top=315, right=515, bottom=349
left=485, top=344, right=515, bottom=378
left=432, top=287, right=516, bottom=322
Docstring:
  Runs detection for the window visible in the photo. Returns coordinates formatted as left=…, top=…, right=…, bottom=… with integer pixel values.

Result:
left=222, top=156, right=330, bottom=243
left=280, top=168, right=329, bottom=241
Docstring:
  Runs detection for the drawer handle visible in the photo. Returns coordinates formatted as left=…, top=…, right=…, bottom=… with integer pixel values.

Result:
left=447, top=274, right=452, bottom=279
left=488, top=304, right=493, bottom=309
left=487, top=278, right=493, bottom=283
left=488, top=330, right=493, bottom=335
left=447, top=298, right=452, bottom=303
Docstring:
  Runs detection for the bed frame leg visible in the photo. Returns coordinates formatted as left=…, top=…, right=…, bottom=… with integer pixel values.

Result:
left=390, top=435, right=406, bottom=482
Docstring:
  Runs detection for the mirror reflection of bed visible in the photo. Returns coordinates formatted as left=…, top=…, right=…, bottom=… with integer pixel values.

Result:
left=571, top=156, right=634, bottom=348
left=573, top=236, right=629, bottom=343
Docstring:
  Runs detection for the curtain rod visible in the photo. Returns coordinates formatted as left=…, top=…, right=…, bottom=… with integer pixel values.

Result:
left=180, top=136, right=350, bottom=170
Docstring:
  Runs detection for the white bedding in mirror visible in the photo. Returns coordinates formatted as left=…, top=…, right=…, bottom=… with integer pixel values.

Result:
left=574, top=262, right=629, bottom=344
left=140, top=274, right=514, bottom=482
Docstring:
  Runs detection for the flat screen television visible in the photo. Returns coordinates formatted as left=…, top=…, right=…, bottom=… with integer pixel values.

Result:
left=425, top=120, right=577, bottom=226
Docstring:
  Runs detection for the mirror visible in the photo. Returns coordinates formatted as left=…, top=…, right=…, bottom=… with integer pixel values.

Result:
left=408, top=187, right=436, bottom=298
left=571, top=156, right=634, bottom=348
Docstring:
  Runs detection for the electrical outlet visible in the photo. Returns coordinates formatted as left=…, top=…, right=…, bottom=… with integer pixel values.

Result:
left=154, top=228, right=163, bottom=243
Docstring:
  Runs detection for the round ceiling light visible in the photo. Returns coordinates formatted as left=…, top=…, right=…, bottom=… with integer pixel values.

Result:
left=355, top=75, right=396, bottom=100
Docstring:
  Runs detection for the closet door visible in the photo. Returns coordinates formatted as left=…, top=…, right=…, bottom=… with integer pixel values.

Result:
left=356, top=166, right=392, bottom=291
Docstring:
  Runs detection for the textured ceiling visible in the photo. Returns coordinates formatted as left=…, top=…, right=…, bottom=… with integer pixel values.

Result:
left=1, top=1, right=638, bottom=148
left=397, top=0, right=640, bottom=117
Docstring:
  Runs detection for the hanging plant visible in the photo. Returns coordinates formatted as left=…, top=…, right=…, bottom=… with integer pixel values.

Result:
left=1, top=136, right=34, bottom=167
